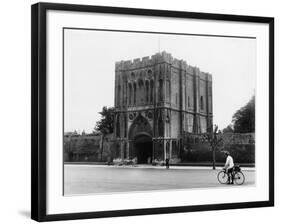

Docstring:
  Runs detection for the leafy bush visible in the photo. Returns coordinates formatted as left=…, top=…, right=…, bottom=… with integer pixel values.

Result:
left=112, top=157, right=138, bottom=166
left=169, top=158, right=181, bottom=164
left=223, top=144, right=255, bottom=163
left=152, top=159, right=165, bottom=166
left=113, top=158, right=123, bottom=165
left=180, top=144, right=254, bottom=163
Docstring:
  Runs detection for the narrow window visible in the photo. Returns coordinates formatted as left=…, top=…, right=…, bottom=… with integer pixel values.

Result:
left=131, top=72, right=135, bottom=80
left=200, top=96, right=204, bottom=110
left=128, top=83, right=132, bottom=105
left=133, top=82, right=137, bottom=104
left=150, top=80, right=154, bottom=103
left=117, top=85, right=121, bottom=106
left=124, top=115, right=127, bottom=137
left=138, top=79, right=144, bottom=103
left=158, top=79, right=163, bottom=101
left=145, top=80, right=149, bottom=103
left=166, top=80, right=171, bottom=102
left=123, top=82, right=127, bottom=105
left=185, top=87, right=187, bottom=107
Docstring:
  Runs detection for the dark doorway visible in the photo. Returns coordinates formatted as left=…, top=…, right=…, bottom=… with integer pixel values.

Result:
left=134, top=134, right=152, bottom=164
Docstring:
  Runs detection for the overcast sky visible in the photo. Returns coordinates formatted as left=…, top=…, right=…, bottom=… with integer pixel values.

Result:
left=64, top=29, right=256, bottom=133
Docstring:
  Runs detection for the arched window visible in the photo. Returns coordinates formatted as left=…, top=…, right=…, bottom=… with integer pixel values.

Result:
left=150, top=80, right=154, bottom=103
left=117, top=85, right=121, bottom=106
left=158, top=79, right=163, bottom=101
left=131, top=72, right=135, bottom=80
left=200, top=96, right=204, bottom=110
left=124, top=114, right=127, bottom=137
left=166, top=80, right=171, bottom=102
left=145, top=80, right=149, bottom=103
left=128, top=83, right=132, bottom=105
left=138, top=79, right=144, bottom=104
left=123, top=82, right=127, bottom=105
left=133, top=82, right=137, bottom=104
left=185, top=86, right=187, bottom=108
left=138, top=79, right=144, bottom=88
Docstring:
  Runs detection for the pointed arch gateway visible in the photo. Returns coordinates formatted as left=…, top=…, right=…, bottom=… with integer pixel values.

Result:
left=128, top=114, right=153, bottom=164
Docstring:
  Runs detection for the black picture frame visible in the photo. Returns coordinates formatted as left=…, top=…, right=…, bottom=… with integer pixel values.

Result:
left=31, top=2, right=274, bottom=222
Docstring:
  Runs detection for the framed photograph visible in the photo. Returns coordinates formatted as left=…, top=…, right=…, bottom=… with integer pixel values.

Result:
left=31, top=2, right=274, bottom=222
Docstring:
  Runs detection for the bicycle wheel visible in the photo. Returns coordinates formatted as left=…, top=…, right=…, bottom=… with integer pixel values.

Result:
left=217, top=171, right=228, bottom=184
left=234, top=171, right=245, bottom=185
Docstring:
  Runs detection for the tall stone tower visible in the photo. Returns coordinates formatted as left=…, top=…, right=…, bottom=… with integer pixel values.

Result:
left=113, top=51, right=212, bottom=164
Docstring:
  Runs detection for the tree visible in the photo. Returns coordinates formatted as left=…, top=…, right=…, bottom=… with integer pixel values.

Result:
left=222, top=124, right=234, bottom=134
left=232, top=96, right=255, bottom=133
left=203, top=125, right=223, bottom=170
left=94, top=106, right=114, bottom=161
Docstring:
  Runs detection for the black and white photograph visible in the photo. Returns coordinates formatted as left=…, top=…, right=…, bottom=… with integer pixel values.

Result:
left=63, top=28, right=256, bottom=195
left=0, top=0, right=278, bottom=223
left=30, top=2, right=274, bottom=221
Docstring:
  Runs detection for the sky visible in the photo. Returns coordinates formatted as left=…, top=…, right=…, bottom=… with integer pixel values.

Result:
left=64, top=29, right=256, bottom=133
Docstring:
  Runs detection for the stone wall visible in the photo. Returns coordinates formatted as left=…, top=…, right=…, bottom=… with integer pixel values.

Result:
left=63, top=133, right=114, bottom=162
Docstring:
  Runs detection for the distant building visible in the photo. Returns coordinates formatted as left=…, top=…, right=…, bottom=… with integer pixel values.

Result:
left=113, top=51, right=213, bottom=163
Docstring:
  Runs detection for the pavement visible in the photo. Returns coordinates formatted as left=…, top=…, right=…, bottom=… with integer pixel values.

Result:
left=65, top=163, right=256, bottom=171
left=64, top=164, right=255, bottom=195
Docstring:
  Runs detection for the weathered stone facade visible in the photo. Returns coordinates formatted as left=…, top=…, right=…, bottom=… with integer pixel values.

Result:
left=64, top=133, right=114, bottom=162
left=113, top=51, right=213, bottom=163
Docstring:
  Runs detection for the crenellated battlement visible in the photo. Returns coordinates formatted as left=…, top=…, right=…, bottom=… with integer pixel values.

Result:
left=115, top=51, right=212, bottom=81
left=113, top=51, right=213, bottom=161
left=115, top=51, right=180, bottom=70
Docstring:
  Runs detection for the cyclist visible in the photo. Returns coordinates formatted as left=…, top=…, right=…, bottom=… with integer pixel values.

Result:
left=224, top=151, right=234, bottom=184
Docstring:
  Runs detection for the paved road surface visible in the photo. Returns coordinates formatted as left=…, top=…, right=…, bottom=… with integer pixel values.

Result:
left=64, top=165, right=255, bottom=195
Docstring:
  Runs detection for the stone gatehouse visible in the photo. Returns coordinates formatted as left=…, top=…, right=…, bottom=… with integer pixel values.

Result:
left=113, top=51, right=213, bottom=163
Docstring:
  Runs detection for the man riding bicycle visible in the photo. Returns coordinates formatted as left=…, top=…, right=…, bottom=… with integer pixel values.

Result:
left=224, top=151, right=234, bottom=184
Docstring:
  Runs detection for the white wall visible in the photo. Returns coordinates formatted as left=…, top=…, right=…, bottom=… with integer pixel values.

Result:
left=0, top=0, right=279, bottom=223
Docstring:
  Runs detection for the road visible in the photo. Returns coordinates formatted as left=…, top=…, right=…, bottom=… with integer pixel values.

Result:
left=64, top=165, right=255, bottom=195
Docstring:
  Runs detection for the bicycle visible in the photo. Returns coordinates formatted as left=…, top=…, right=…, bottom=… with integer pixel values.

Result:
left=217, top=165, right=245, bottom=185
